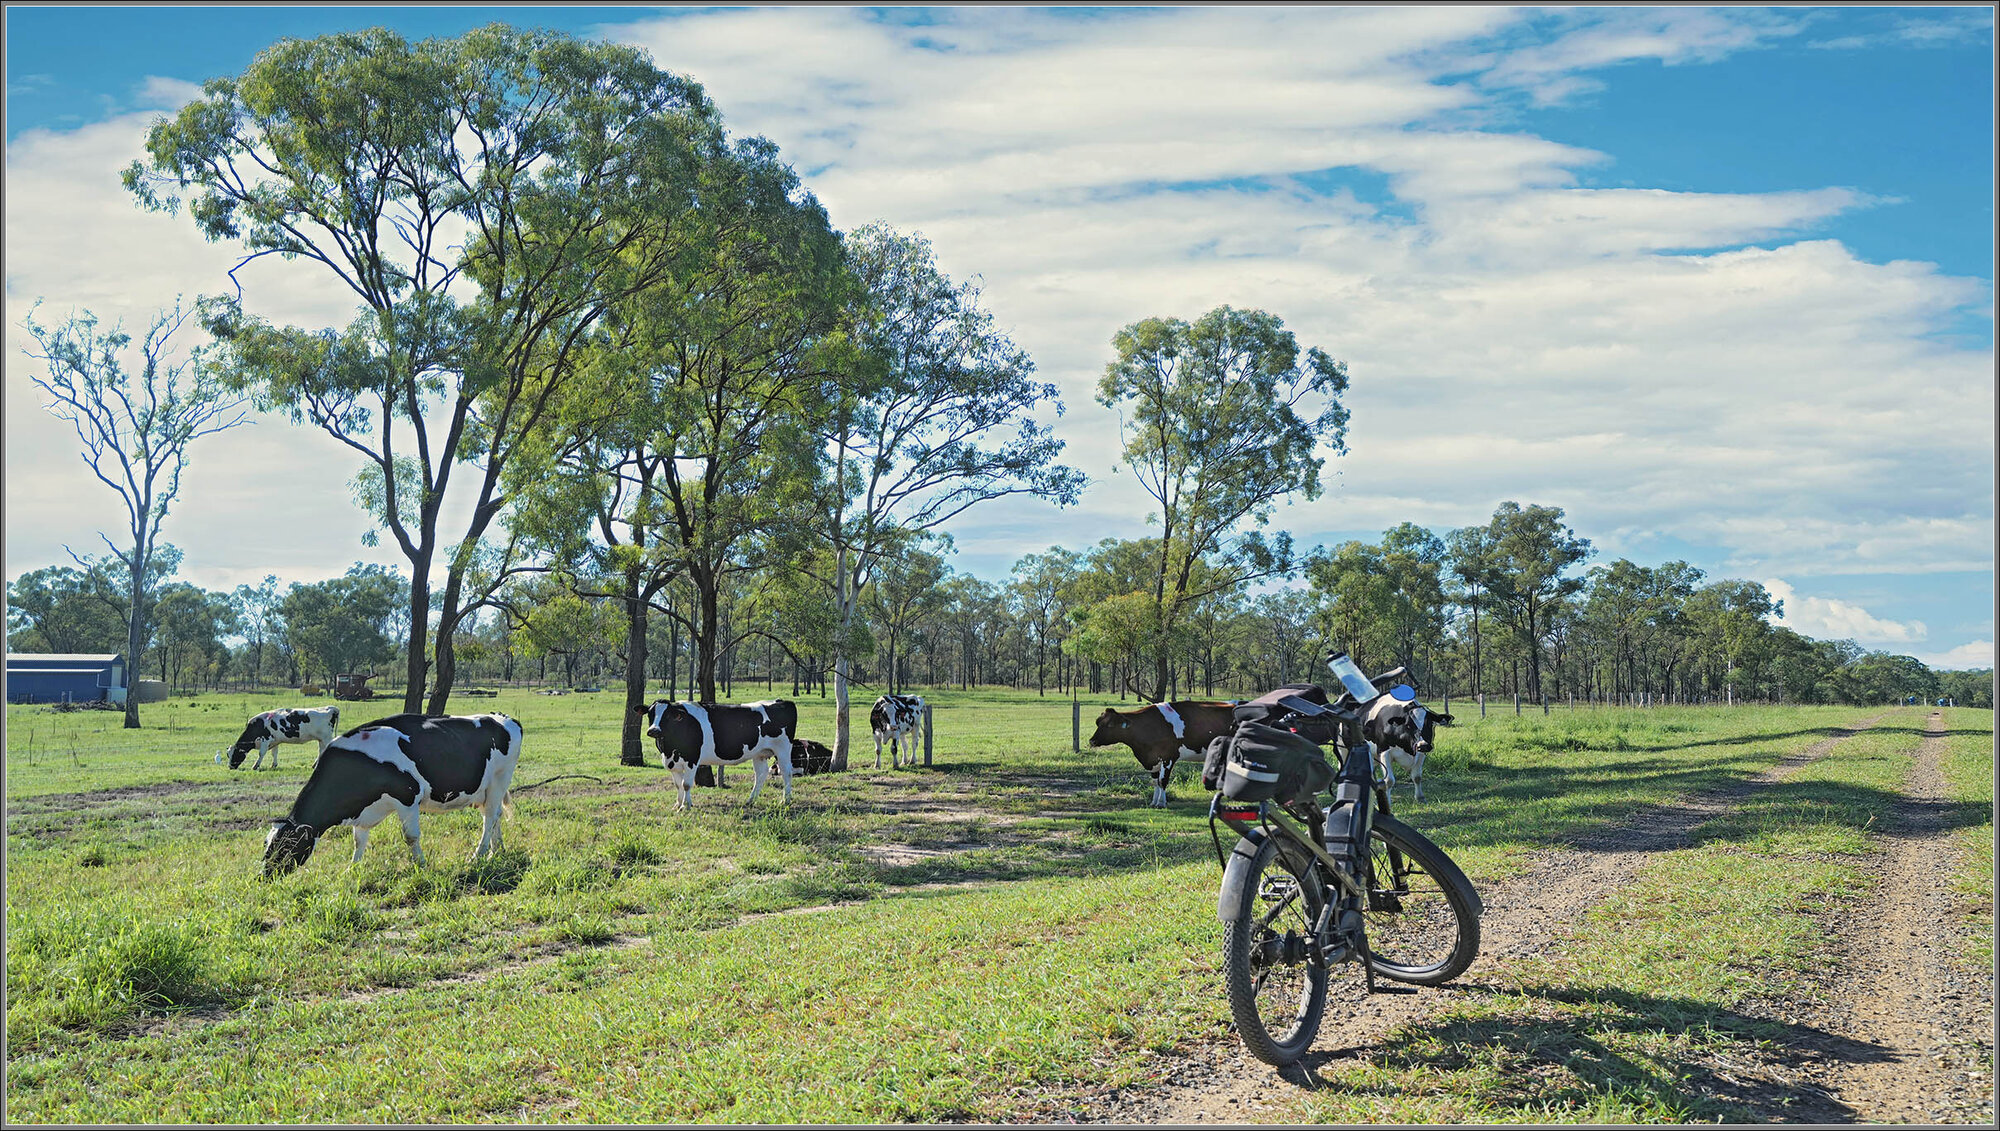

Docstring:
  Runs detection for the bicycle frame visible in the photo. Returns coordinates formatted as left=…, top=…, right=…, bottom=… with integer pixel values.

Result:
left=1210, top=796, right=1366, bottom=901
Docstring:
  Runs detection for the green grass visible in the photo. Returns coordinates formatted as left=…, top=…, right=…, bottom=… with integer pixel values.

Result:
left=5, top=688, right=1894, bottom=1122
left=1278, top=709, right=1971, bottom=1124
left=1934, top=706, right=1996, bottom=969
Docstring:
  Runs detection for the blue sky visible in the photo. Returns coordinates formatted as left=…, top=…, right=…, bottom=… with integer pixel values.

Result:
left=5, top=5, right=1994, bottom=668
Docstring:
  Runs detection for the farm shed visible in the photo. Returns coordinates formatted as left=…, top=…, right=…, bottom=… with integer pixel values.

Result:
left=5, top=653, right=127, bottom=705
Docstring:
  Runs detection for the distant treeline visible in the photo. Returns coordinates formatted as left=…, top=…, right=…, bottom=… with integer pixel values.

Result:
left=11, top=501, right=1989, bottom=711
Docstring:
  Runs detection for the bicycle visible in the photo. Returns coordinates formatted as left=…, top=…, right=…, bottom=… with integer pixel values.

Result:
left=1205, top=652, right=1482, bottom=1066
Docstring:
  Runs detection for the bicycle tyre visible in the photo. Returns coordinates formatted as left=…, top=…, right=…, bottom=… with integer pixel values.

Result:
left=1221, top=834, right=1331, bottom=1066
left=1362, top=814, right=1480, bottom=986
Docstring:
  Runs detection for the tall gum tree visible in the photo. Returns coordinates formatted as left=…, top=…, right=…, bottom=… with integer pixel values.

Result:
left=597, top=135, right=848, bottom=722
left=1098, top=305, right=1349, bottom=702
left=125, top=24, right=725, bottom=713
left=817, top=224, right=1082, bottom=770
left=1475, top=501, right=1594, bottom=709
left=19, top=303, right=246, bottom=727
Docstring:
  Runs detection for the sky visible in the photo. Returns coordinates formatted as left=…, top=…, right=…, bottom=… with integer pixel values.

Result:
left=4, top=5, right=1994, bottom=669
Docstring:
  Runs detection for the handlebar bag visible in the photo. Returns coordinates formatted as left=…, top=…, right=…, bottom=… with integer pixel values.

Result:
left=1219, top=721, right=1333, bottom=803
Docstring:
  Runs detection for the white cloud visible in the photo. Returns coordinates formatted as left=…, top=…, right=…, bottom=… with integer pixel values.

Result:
left=1909, top=639, right=1994, bottom=671
left=134, top=75, right=204, bottom=108
left=1764, top=579, right=1927, bottom=645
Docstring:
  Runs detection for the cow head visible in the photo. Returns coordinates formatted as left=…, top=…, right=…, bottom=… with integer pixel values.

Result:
left=227, top=740, right=254, bottom=771
left=1087, top=708, right=1132, bottom=748
left=262, top=819, right=321, bottom=877
left=1371, top=703, right=1455, bottom=755
left=635, top=700, right=678, bottom=741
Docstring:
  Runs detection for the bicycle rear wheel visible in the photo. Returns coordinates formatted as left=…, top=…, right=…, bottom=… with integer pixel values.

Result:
left=1221, top=835, right=1334, bottom=1066
left=1362, top=814, right=1480, bottom=985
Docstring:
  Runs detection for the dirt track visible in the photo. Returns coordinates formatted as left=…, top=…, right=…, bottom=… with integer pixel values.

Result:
left=1075, top=712, right=1995, bottom=1125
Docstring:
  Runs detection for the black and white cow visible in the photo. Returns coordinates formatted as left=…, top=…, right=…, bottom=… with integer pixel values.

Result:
left=870, top=694, right=926, bottom=769
left=219, top=706, right=341, bottom=770
left=793, top=738, right=836, bottom=776
left=1362, top=693, right=1454, bottom=802
left=262, top=713, right=524, bottom=877
left=1089, top=701, right=1238, bottom=807
left=634, top=699, right=798, bottom=811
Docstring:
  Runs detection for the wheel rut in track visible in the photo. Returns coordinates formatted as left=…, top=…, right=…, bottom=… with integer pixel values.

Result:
left=1774, top=712, right=1994, bottom=1125
left=1070, top=715, right=1891, bottom=1125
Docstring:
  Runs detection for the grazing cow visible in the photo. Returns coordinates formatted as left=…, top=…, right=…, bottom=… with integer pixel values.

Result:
left=870, top=694, right=926, bottom=769
left=220, top=706, right=341, bottom=770
left=635, top=699, right=798, bottom=811
left=1362, top=693, right=1454, bottom=801
left=1089, top=701, right=1238, bottom=807
left=262, top=713, right=524, bottom=877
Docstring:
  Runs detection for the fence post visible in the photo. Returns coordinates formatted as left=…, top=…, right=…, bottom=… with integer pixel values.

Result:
left=1478, top=692, right=1486, bottom=718
left=1513, top=692, right=1521, bottom=715
left=1072, top=699, right=1080, bottom=753
left=923, top=704, right=934, bottom=767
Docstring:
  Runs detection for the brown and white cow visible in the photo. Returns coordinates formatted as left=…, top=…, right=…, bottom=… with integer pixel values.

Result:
left=870, top=694, right=926, bottom=769
left=635, top=699, right=798, bottom=811
left=1088, top=700, right=1238, bottom=807
left=1362, top=693, right=1454, bottom=801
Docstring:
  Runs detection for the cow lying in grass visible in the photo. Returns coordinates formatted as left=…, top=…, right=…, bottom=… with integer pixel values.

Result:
left=219, top=706, right=340, bottom=770
left=636, top=699, right=798, bottom=812
left=1089, top=701, right=1238, bottom=807
left=262, top=713, right=524, bottom=877
left=1362, top=693, right=1453, bottom=801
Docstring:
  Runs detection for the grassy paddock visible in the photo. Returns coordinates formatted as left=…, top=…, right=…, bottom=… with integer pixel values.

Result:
left=1934, top=706, right=1997, bottom=969
left=1282, top=709, right=1990, bottom=1124
left=3, top=689, right=1922, bottom=1122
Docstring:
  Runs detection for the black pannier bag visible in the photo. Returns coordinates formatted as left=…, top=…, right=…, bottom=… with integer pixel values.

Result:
left=1200, top=733, right=1232, bottom=790
left=1217, top=721, right=1333, bottom=803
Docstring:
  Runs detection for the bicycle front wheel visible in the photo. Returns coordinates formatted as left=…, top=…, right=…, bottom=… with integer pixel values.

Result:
left=1221, top=834, right=1333, bottom=1066
left=1363, top=814, right=1481, bottom=985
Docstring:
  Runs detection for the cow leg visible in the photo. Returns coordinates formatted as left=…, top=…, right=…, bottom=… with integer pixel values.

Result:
left=1152, top=761, right=1170, bottom=807
left=475, top=795, right=505, bottom=858
left=351, top=824, right=371, bottom=863
left=743, top=759, right=769, bottom=810
left=399, top=807, right=427, bottom=866
left=1411, top=752, right=1426, bottom=803
left=875, top=733, right=885, bottom=770
left=774, top=738, right=796, bottom=804
left=252, top=740, right=270, bottom=771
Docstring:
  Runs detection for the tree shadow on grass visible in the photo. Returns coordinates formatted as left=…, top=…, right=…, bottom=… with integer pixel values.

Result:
left=1277, top=981, right=1873, bottom=1123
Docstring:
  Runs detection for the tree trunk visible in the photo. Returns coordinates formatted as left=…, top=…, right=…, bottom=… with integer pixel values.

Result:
left=620, top=567, right=649, bottom=766
left=122, top=542, right=147, bottom=730
left=402, top=560, right=434, bottom=715
left=832, top=546, right=854, bottom=772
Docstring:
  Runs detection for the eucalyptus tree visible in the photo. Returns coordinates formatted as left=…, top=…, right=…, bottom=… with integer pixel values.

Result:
left=1008, top=546, right=1083, bottom=696
left=1684, top=579, right=1782, bottom=704
left=126, top=24, right=728, bottom=713
left=605, top=135, right=849, bottom=712
left=229, top=574, right=285, bottom=689
left=861, top=536, right=952, bottom=695
left=279, top=564, right=406, bottom=688
left=1475, top=502, right=1593, bottom=708
left=6, top=565, right=129, bottom=655
left=152, top=582, right=239, bottom=691
left=1098, top=305, right=1349, bottom=701
left=814, top=224, right=1083, bottom=767
left=1443, top=523, right=1496, bottom=696
left=20, top=303, right=247, bottom=727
